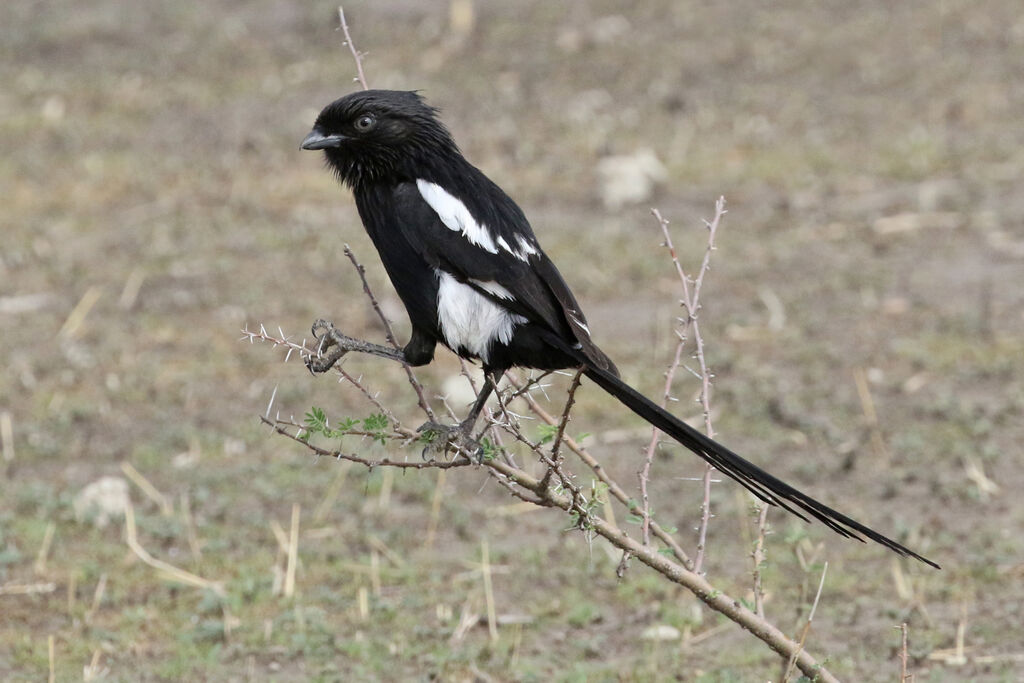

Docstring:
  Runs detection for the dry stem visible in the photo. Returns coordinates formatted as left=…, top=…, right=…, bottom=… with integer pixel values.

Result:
left=649, top=200, right=725, bottom=574
left=337, top=6, right=369, bottom=90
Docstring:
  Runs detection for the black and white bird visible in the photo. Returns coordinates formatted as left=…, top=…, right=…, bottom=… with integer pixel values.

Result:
left=300, top=89, right=936, bottom=568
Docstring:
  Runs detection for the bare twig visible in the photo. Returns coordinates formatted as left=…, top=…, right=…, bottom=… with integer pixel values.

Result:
left=639, top=327, right=687, bottom=547
left=343, top=246, right=434, bottom=420
left=752, top=504, right=770, bottom=619
left=898, top=622, right=911, bottom=682
left=337, top=6, right=369, bottom=90
left=783, top=561, right=829, bottom=681
left=261, top=416, right=468, bottom=470
left=652, top=199, right=726, bottom=573
left=505, top=372, right=693, bottom=569
left=550, top=370, right=583, bottom=462
left=336, top=366, right=407, bottom=430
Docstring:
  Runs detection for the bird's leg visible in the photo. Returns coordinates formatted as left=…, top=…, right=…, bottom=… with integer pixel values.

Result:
left=306, top=319, right=406, bottom=374
left=419, top=374, right=497, bottom=462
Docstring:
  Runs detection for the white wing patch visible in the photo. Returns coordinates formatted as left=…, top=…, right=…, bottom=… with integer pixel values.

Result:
left=436, top=271, right=526, bottom=363
left=417, top=180, right=498, bottom=254
left=568, top=312, right=590, bottom=335
left=496, top=235, right=538, bottom=262
left=516, top=236, right=538, bottom=259
left=469, top=279, right=515, bottom=300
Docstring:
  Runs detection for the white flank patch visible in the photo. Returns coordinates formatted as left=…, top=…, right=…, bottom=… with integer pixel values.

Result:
left=436, top=271, right=525, bottom=363
left=417, top=180, right=498, bottom=254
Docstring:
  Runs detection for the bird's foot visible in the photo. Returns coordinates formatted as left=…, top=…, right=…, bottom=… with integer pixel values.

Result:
left=306, top=319, right=351, bottom=374
left=306, top=318, right=407, bottom=375
left=417, top=421, right=483, bottom=463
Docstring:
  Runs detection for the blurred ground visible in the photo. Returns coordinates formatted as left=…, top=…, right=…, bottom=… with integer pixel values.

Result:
left=2, top=1, right=1023, bottom=680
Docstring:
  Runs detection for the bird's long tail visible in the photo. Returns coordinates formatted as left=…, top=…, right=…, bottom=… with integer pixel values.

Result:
left=576, top=360, right=938, bottom=568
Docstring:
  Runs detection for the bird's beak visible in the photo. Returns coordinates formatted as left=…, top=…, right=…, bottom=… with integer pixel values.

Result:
left=301, top=129, right=347, bottom=150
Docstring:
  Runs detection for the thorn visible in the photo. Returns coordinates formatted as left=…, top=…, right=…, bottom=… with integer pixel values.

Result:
left=265, top=385, right=279, bottom=418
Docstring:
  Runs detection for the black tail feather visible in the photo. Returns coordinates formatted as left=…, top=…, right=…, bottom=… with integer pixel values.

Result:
left=577, top=361, right=938, bottom=569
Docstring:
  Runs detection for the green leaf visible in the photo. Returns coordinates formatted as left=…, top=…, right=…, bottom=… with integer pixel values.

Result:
left=337, top=417, right=359, bottom=431
left=536, top=423, right=558, bottom=445
left=359, top=413, right=389, bottom=445
left=479, top=438, right=499, bottom=461
left=304, top=406, right=328, bottom=434
left=363, top=413, right=389, bottom=432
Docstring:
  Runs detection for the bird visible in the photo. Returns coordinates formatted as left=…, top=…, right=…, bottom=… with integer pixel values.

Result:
left=300, top=89, right=937, bottom=568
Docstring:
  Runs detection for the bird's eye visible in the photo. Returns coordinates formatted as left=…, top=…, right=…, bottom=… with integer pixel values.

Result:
left=354, top=114, right=376, bottom=132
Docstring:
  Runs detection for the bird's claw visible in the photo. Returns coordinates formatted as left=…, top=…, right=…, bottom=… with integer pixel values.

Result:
left=306, top=319, right=347, bottom=374
left=417, top=421, right=483, bottom=463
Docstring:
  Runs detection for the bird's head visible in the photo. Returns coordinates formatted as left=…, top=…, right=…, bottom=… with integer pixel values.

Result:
left=301, top=90, right=458, bottom=188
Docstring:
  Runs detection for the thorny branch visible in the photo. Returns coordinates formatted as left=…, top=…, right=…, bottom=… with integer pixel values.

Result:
left=649, top=199, right=726, bottom=574
left=343, top=245, right=434, bottom=420
left=250, top=231, right=836, bottom=680
left=337, top=6, right=369, bottom=91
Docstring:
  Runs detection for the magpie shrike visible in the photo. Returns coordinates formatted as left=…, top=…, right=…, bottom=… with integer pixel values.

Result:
left=301, top=89, right=936, bottom=568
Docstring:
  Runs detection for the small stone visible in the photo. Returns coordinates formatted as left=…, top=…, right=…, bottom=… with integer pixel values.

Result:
left=641, top=624, right=681, bottom=641
left=597, top=149, right=667, bottom=210
left=73, top=476, right=130, bottom=528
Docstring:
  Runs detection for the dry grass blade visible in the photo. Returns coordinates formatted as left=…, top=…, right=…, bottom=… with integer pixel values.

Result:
left=0, top=582, right=57, bottom=596
left=124, top=501, right=224, bottom=595
left=481, top=538, right=499, bottom=642
left=121, top=462, right=173, bottom=516
left=59, top=286, right=103, bottom=338
left=783, top=561, right=829, bottom=681
left=34, top=521, right=56, bottom=574
left=0, top=411, right=14, bottom=464
left=284, top=503, right=300, bottom=598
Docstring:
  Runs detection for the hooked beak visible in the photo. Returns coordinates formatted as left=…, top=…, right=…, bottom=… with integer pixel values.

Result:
left=301, top=129, right=347, bottom=150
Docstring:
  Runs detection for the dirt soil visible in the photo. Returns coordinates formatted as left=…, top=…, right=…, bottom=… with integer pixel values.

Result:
left=2, top=1, right=1023, bottom=680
